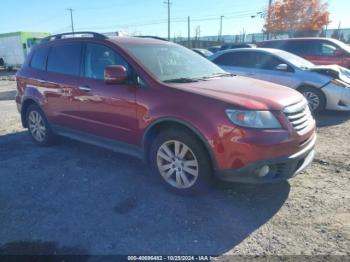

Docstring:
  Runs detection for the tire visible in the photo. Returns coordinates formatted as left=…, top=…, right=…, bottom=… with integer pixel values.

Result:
left=26, top=104, right=56, bottom=146
left=298, top=86, right=326, bottom=114
left=149, top=128, right=213, bottom=194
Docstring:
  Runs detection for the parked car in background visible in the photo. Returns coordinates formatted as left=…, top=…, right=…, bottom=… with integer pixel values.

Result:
left=258, top=38, right=350, bottom=69
left=192, top=48, right=213, bottom=58
left=207, top=45, right=221, bottom=53
left=0, top=31, right=49, bottom=70
left=16, top=32, right=316, bottom=193
left=220, top=43, right=256, bottom=51
left=210, top=48, right=350, bottom=112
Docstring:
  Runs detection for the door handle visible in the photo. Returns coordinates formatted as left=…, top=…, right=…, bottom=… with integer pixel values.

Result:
left=37, top=78, right=47, bottom=84
left=79, top=86, right=91, bottom=92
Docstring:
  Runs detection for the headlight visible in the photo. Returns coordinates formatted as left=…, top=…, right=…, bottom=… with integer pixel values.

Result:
left=225, top=109, right=282, bottom=129
left=331, top=79, right=349, bottom=88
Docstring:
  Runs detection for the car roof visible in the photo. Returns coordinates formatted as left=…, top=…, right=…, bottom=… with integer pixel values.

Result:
left=211, top=47, right=296, bottom=60
left=215, top=47, right=276, bottom=54
left=261, top=37, right=332, bottom=43
left=106, top=36, right=173, bottom=46
left=39, top=35, right=173, bottom=47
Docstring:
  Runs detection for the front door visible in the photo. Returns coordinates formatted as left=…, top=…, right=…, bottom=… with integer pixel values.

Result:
left=252, top=52, right=299, bottom=88
left=75, top=42, right=138, bottom=145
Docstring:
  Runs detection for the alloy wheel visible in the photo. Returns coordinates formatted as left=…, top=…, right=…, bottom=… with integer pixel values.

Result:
left=28, top=111, right=46, bottom=142
left=303, top=91, right=320, bottom=112
left=156, top=140, right=199, bottom=189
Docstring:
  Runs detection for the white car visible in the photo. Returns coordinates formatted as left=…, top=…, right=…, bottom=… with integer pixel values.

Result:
left=210, top=48, right=350, bottom=112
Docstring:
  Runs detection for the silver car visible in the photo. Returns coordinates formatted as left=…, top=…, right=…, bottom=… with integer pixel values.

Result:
left=210, top=48, right=350, bottom=112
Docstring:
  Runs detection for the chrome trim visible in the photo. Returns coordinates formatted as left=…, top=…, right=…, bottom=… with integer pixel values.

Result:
left=79, top=86, right=91, bottom=92
left=283, top=100, right=308, bottom=114
left=288, top=134, right=316, bottom=159
left=283, top=100, right=314, bottom=134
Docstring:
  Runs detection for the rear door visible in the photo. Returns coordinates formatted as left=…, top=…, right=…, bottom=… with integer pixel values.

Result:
left=75, top=42, right=138, bottom=144
left=44, top=41, right=83, bottom=130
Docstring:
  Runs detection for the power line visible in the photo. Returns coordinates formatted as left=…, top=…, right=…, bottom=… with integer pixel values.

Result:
left=75, top=9, right=263, bottom=31
left=187, top=16, right=190, bottom=47
left=219, top=16, right=224, bottom=42
left=267, top=0, right=273, bottom=40
left=66, top=8, right=75, bottom=33
left=164, top=0, right=172, bottom=40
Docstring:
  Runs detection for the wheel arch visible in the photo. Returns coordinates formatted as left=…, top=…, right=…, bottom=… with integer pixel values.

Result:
left=296, top=83, right=327, bottom=111
left=142, top=118, right=217, bottom=169
left=21, top=98, right=41, bottom=128
left=296, top=83, right=327, bottom=99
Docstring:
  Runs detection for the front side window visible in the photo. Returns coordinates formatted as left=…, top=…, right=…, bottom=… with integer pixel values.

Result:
left=47, top=43, right=82, bottom=76
left=30, top=47, right=49, bottom=71
left=320, top=42, right=339, bottom=56
left=255, top=53, right=285, bottom=70
left=84, top=43, right=129, bottom=80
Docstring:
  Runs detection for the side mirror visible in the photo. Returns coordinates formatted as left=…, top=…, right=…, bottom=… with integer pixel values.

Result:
left=276, top=63, right=288, bottom=71
left=104, top=65, right=128, bottom=84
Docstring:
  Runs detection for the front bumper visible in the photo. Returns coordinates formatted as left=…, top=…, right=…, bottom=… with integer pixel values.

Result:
left=215, top=134, right=316, bottom=184
left=323, top=82, right=350, bottom=111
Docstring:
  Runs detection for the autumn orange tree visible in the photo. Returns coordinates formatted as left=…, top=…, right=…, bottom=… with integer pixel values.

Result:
left=265, top=0, right=330, bottom=37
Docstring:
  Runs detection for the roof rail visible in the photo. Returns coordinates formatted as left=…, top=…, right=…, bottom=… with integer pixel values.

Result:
left=41, top=32, right=107, bottom=43
left=135, top=36, right=169, bottom=41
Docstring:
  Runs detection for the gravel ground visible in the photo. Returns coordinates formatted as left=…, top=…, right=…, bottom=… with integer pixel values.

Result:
left=0, top=79, right=349, bottom=258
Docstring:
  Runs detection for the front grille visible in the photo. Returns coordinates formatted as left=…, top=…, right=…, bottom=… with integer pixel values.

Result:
left=283, top=100, right=314, bottom=134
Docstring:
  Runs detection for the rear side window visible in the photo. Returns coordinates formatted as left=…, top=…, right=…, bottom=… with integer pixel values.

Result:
left=84, top=43, right=129, bottom=80
left=47, top=43, right=82, bottom=76
left=284, top=41, right=314, bottom=55
left=214, top=52, right=256, bottom=67
left=30, top=47, right=49, bottom=71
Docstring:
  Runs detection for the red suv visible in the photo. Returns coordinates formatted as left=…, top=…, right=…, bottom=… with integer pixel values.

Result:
left=258, top=38, right=350, bottom=68
left=16, top=32, right=316, bottom=193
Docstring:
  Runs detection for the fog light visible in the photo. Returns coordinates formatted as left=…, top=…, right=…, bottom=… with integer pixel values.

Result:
left=258, top=165, right=270, bottom=177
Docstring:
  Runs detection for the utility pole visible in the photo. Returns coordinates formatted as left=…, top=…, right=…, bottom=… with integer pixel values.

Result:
left=164, top=0, right=172, bottom=40
left=187, top=16, right=191, bottom=48
left=67, top=8, right=75, bottom=33
left=266, top=0, right=272, bottom=40
left=219, top=16, right=224, bottom=42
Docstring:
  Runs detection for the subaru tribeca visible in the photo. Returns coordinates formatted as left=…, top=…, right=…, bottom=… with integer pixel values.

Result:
left=16, top=32, right=316, bottom=193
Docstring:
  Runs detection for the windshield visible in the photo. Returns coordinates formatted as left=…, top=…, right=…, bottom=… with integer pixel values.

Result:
left=122, top=43, right=225, bottom=82
left=275, top=49, right=315, bottom=69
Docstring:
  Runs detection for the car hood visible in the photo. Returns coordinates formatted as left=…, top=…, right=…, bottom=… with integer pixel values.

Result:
left=309, top=65, right=350, bottom=85
left=167, top=76, right=304, bottom=110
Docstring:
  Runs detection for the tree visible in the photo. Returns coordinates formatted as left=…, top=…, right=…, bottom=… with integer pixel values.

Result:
left=265, top=0, right=330, bottom=37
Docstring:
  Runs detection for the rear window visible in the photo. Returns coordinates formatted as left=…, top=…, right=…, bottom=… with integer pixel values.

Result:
left=30, top=47, right=49, bottom=71
left=47, top=43, right=82, bottom=76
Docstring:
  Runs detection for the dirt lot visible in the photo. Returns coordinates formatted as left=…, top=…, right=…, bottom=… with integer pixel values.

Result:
left=0, top=78, right=349, bottom=257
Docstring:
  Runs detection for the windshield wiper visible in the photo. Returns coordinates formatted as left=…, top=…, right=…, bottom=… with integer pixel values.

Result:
left=163, top=73, right=234, bottom=83
left=163, top=77, right=199, bottom=83
left=198, top=72, right=235, bottom=80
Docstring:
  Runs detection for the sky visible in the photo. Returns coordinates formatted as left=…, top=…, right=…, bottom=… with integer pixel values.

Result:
left=0, top=0, right=348, bottom=37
